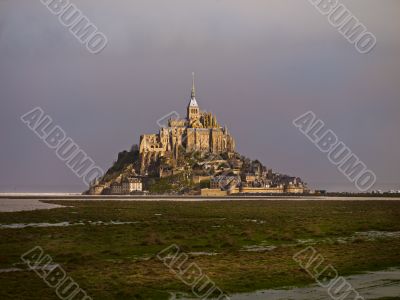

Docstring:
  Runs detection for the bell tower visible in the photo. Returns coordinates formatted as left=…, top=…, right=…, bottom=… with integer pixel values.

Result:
left=187, top=72, right=200, bottom=122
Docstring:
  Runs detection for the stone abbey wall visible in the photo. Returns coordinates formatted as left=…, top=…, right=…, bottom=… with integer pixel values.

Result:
left=139, top=125, right=235, bottom=156
left=138, top=76, right=235, bottom=175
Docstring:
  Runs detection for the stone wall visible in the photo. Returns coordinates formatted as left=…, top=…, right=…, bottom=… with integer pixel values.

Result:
left=201, top=188, right=228, bottom=196
left=240, top=187, right=285, bottom=194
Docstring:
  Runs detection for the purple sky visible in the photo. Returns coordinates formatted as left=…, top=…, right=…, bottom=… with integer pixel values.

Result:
left=1, top=0, right=399, bottom=192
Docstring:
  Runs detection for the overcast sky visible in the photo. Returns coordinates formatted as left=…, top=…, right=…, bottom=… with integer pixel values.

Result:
left=0, top=0, right=399, bottom=192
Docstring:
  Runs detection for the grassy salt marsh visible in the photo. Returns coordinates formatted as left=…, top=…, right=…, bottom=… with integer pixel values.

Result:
left=0, top=199, right=400, bottom=299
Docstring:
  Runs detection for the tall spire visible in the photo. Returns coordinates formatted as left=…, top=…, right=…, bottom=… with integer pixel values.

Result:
left=191, top=72, right=196, bottom=99
left=188, top=72, right=199, bottom=109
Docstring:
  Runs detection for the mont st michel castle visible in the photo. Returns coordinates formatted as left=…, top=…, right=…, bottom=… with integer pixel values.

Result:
left=139, top=74, right=235, bottom=174
left=88, top=74, right=308, bottom=196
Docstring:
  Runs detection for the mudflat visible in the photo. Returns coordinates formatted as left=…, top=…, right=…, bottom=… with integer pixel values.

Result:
left=0, top=199, right=399, bottom=299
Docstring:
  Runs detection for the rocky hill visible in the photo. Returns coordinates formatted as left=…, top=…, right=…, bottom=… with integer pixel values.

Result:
left=85, top=75, right=307, bottom=195
left=86, top=144, right=307, bottom=195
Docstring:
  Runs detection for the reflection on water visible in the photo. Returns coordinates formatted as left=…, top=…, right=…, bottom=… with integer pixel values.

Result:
left=228, top=268, right=400, bottom=300
left=0, top=198, right=65, bottom=212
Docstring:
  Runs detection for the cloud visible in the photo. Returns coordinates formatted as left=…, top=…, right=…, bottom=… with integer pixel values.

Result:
left=0, top=0, right=399, bottom=192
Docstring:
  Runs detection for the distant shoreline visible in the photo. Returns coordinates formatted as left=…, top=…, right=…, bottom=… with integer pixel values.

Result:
left=1, top=194, right=400, bottom=201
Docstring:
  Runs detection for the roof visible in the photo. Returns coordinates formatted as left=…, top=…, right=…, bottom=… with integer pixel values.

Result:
left=188, top=97, right=198, bottom=107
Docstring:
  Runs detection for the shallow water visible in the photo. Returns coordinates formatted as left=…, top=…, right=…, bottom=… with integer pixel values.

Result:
left=0, top=198, right=65, bottom=212
left=0, top=263, right=59, bottom=273
left=296, top=231, right=400, bottom=246
left=0, top=220, right=139, bottom=229
left=188, top=252, right=219, bottom=256
left=227, top=268, right=400, bottom=300
left=238, top=230, right=400, bottom=254
left=0, top=268, right=23, bottom=273
left=240, top=245, right=277, bottom=252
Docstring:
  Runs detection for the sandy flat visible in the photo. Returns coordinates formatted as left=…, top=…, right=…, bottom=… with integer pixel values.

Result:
left=0, top=198, right=65, bottom=212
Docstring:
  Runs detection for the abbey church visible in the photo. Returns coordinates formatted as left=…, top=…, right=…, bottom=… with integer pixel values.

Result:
left=87, top=74, right=308, bottom=195
left=139, top=74, right=236, bottom=172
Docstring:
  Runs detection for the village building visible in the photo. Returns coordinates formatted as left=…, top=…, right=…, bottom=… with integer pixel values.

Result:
left=121, top=177, right=143, bottom=194
left=110, top=182, right=122, bottom=195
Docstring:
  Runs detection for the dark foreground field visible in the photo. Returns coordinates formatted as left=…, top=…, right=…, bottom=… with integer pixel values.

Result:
left=0, top=200, right=400, bottom=299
